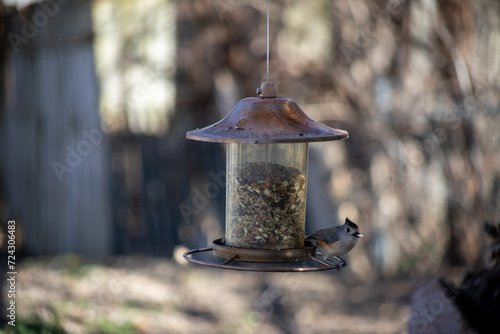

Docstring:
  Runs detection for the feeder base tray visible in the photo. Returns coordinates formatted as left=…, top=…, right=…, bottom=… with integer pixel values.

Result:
left=212, top=238, right=314, bottom=263
left=183, top=238, right=346, bottom=272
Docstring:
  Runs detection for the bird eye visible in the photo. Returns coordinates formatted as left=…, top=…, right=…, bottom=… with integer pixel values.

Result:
left=346, top=227, right=351, bottom=233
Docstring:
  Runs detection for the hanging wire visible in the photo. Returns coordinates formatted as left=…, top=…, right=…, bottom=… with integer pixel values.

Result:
left=265, top=0, right=270, bottom=170
left=266, top=0, right=270, bottom=83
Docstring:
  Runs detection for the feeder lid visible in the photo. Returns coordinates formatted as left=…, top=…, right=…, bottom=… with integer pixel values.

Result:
left=186, top=82, right=348, bottom=144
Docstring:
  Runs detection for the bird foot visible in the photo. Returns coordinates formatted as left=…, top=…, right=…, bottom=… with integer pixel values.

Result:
left=330, top=256, right=347, bottom=269
left=317, top=253, right=348, bottom=270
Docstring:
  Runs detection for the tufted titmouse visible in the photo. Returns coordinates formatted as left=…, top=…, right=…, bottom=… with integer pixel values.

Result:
left=306, top=218, right=363, bottom=266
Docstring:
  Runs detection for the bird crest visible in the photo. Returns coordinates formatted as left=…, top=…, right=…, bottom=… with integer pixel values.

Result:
left=345, top=218, right=359, bottom=229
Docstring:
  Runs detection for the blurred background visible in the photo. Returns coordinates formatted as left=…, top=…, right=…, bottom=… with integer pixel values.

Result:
left=0, top=0, right=499, bottom=333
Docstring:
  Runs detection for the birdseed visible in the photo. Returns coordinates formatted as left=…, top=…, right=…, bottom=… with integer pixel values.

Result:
left=226, top=162, right=306, bottom=249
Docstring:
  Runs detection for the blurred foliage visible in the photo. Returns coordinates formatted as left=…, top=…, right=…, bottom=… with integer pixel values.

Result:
left=0, top=316, right=138, bottom=334
left=93, top=0, right=177, bottom=135
left=90, top=319, right=138, bottom=334
left=0, top=317, right=65, bottom=334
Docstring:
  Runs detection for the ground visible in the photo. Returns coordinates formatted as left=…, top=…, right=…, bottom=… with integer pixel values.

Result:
left=1, top=254, right=414, bottom=334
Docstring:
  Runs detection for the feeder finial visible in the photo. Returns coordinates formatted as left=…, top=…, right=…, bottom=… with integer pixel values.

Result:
left=257, top=82, right=276, bottom=98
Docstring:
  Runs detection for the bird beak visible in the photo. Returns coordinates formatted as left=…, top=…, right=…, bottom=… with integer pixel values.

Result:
left=354, top=232, right=363, bottom=238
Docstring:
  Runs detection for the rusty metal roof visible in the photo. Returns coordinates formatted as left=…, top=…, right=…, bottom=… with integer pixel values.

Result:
left=186, top=83, right=348, bottom=144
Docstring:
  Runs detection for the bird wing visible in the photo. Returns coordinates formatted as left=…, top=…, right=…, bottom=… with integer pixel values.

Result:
left=305, top=230, right=323, bottom=247
left=306, top=228, right=340, bottom=244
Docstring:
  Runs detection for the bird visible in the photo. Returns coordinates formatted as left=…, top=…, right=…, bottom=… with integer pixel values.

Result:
left=306, top=218, right=363, bottom=267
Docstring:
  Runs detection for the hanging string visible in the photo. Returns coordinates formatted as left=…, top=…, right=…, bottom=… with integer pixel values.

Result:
left=266, top=0, right=270, bottom=83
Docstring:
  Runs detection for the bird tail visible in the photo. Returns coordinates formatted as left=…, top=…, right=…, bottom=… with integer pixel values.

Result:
left=305, top=235, right=318, bottom=247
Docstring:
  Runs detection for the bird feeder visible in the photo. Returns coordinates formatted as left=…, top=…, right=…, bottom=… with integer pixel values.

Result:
left=183, top=1, right=349, bottom=272
left=184, top=83, right=349, bottom=271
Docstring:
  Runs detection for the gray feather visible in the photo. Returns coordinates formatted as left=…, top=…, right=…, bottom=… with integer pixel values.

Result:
left=306, top=227, right=340, bottom=244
